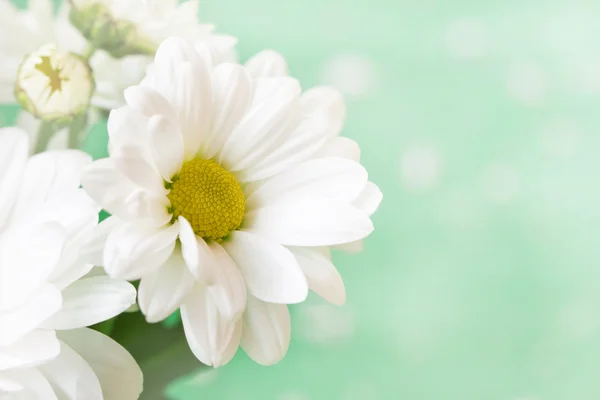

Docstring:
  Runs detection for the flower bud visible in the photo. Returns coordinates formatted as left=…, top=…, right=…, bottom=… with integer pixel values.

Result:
left=15, top=44, right=94, bottom=123
left=69, top=0, right=156, bottom=58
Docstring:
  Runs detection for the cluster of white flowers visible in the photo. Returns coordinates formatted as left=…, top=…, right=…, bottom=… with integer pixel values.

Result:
left=0, top=0, right=381, bottom=398
left=0, top=127, right=142, bottom=398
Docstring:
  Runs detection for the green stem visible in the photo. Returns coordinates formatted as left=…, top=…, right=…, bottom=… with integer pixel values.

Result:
left=68, top=113, right=89, bottom=149
left=81, top=43, right=96, bottom=62
left=34, top=121, right=57, bottom=154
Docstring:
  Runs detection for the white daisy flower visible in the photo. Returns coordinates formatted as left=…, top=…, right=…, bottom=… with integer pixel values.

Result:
left=0, top=0, right=234, bottom=111
left=0, top=127, right=143, bottom=398
left=81, top=37, right=382, bottom=367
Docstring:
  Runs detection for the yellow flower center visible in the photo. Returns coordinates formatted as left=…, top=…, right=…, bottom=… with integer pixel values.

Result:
left=167, top=159, right=245, bottom=241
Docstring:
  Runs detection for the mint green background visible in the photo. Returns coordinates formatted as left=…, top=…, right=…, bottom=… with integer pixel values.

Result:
left=5, top=1, right=600, bottom=399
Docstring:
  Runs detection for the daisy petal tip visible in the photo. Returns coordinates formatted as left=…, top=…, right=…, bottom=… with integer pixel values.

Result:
left=330, top=292, right=347, bottom=307
left=210, top=356, right=230, bottom=369
left=125, top=283, right=138, bottom=304
left=157, top=36, right=194, bottom=55
left=144, top=313, right=164, bottom=324
left=291, top=281, right=309, bottom=305
left=363, top=183, right=383, bottom=216
left=122, top=85, right=137, bottom=101
left=245, top=50, right=289, bottom=78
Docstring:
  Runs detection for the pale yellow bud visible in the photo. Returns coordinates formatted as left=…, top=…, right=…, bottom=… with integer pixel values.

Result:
left=15, top=44, right=94, bottom=123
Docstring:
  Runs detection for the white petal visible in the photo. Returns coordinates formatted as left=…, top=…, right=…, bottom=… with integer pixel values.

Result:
left=291, top=247, right=346, bottom=305
left=154, top=36, right=203, bottom=66
left=223, top=231, right=307, bottom=304
left=138, top=245, right=194, bottom=323
left=12, top=150, right=92, bottom=220
left=216, top=318, right=242, bottom=367
left=245, top=50, right=289, bottom=78
left=0, top=284, right=61, bottom=346
left=177, top=218, right=220, bottom=285
left=107, top=106, right=151, bottom=155
left=0, top=368, right=57, bottom=399
left=194, top=34, right=238, bottom=67
left=203, top=63, right=252, bottom=159
left=245, top=198, right=373, bottom=246
left=241, top=296, right=290, bottom=366
left=149, top=114, right=184, bottom=181
left=124, top=85, right=176, bottom=121
left=38, top=340, right=103, bottom=400
left=238, top=113, right=328, bottom=183
left=315, top=136, right=360, bottom=162
left=207, top=242, right=247, bottom=318
left=168, top=61, right=211, bottom=160
left=0, top=222, right=66, bottom=311
left=153, top=36, right=205, bottom=94
left=194, top=237, right=219, bottom=284
left=43, top=276, right=136, bottom=330
left=103, top=222, right=179, bottom=280
left=30, top=189, right=100, bottom=238
left=81, top=158, right=136, bottom=218
left=82, top=159, right=169, bottom=224
left=0, top=330, right=60, bottom=371
left=178, top=216, right=200, bottom=276
left=220, top=77, right=300, bottom=171
left=242, top=181, right=263, bottom=200
left=0, top=127, right=28, bottom=227
left=0, top=375, right=22, bottom=392
left=334, top=240, right=364, bottom=254
left=151, top=39, right=210, bottom=158
left=181, top=286, right=242, bottom=368
left=300, top=86, right=346, bottom=137
left=58, top=328, right=143, bottom=400
left=246, top=158, right=368, bottom=211
left=112, top=145, right=163, bottom=194
left=240, top=87, right=346, bottom=181
left=249, top=75, right=295, bottom=107
left=48, top=261, right=95, bottom=292
left=8, top=192, right=99, bottom=291
left=122, top=187, right=171, bottom=227
left=353, top=181, right=383, bottom=216
left=79, top=216, right=121, bottom=266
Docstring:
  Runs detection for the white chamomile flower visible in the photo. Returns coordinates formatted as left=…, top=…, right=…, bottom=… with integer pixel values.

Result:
left=82, top=37, right=382, bottom=367
left=0, top=128, right=143, bottom=398
left=0, top=0, right=234, bottom=112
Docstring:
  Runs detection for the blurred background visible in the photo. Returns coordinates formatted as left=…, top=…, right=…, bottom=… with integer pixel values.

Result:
left=4, top=0, right=600, bottom=399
